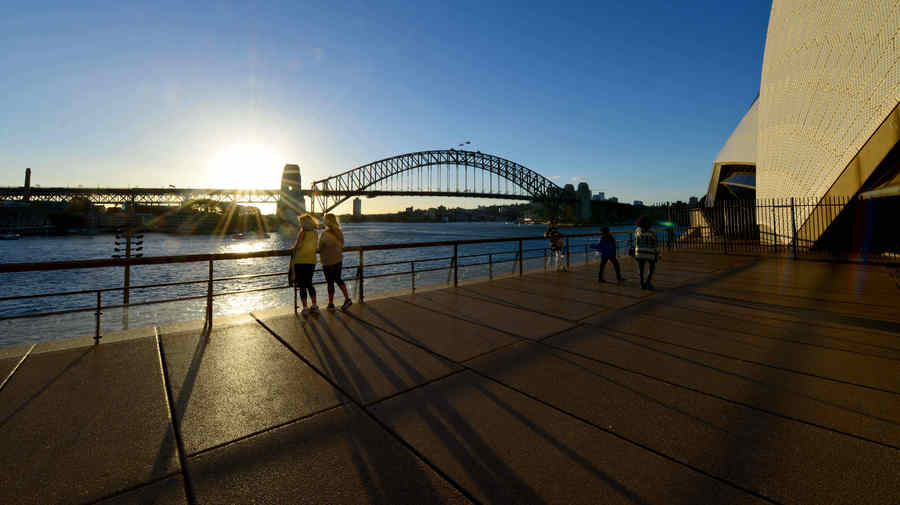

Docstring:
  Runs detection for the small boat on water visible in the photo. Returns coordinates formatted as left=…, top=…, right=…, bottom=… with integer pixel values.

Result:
left=0, top=233, right=21, bottom=240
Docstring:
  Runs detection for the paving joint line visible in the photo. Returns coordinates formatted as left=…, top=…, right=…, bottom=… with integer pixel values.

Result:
left=664, top=300, right=900, bottom=353
left=340, top=303, right=783, bottom=502
left=633, top=310, right=900, bottom=361
left=186, top=403, right=348, bottom=460
left=531, top=335, right=900, bottom=451
left=0, top=343, right=35, bottom=393
left=596, top=324, right=900, bottom=396
left=82, top=471, right=181, bottom=505
left=249, top=313, right=486, bottom=505
left=153, top=326, right=198, bottom=505
left=400, top=294, right=571, bottom=338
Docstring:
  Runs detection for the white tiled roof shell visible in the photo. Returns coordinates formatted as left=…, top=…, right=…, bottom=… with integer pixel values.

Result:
left=757, top=0, right=900, bottom=201
left=715, top=98, right=759, bottom=167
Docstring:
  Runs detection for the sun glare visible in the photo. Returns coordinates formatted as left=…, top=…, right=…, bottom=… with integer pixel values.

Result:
left=208, top=143, right=282, bottom=189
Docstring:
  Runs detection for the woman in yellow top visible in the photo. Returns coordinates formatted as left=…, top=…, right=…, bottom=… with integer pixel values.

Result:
left=318, top=213, right=352, bottom=311
left=291, top=214, right=320, bottom=315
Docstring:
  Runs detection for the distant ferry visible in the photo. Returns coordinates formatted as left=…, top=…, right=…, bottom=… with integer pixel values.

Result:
left=0, top=232, right=21, bottom=240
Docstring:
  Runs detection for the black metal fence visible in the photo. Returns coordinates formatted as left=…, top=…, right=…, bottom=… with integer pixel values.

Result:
left=655, top=196, right=899, bottom=262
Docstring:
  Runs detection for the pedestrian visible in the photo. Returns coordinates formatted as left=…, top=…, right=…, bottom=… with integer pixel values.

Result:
left=291, top=213, right=320, bottom=316
left=633, top=216, right=659, bottom=290
left=597, top=226, right=623, bottom=283
left=545, top=218, right=567, bottom=271
left=318, top=213, right=353, bottom=311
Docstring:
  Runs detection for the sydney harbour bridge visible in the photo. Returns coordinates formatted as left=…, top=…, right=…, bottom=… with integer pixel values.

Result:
left=1, top=150, right=578, bottom=217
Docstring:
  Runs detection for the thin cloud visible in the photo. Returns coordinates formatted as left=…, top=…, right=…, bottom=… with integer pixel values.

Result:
left=548, top=175, right=561, bottom=180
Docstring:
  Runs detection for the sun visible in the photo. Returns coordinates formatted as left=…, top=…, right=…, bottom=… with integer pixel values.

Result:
left=208, top=143, right=283, bottom=189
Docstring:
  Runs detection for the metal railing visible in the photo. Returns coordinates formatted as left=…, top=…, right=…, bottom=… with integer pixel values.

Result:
left=0, top=231, right=644, bottom=343
left=6, top=214, right=887, bottom=345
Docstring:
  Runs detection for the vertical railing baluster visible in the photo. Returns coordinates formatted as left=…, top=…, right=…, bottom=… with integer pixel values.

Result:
left=518, top=239, right=523, bottom=277
left=453, top=242, right=459, bottom=287
left=358, top=250, right=365, bottom=302
left=791, top=197, right=798, bottom=259
left=488, top=253, right=493, bottom=280
left=410, top=261, right=416, bottom=293
left=94, top=290, right=102, bottom=344
left=205, top=259, right=213, bottom=331
left=565, top=237, right=571, bottom=270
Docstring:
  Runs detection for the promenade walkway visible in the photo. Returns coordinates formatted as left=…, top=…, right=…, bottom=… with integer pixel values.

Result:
left=1, top=251, right=898, bottom=504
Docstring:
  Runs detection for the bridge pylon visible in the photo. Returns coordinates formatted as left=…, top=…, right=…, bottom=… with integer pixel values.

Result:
left=276, top=164, right=305, bottom=225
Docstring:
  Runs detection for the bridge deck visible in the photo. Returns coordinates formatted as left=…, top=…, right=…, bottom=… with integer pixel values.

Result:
left=1, top=252, right=898, bottom=504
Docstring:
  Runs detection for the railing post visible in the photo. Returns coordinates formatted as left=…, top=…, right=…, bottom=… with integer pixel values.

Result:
left=123, top=264, right=130, bottom=306
left=205, top=259, right=213, bottom=330
left=565, top=237, right=571, bottom=270
left=94, top=290, right=102, bottom=344
left=453, top=242, right=459, bottom=287
left=410, top=261, right=416, bottom=293
left=584, top=244, right=589, bottom=265
left=518, top=239, right=523, bottom=277
left=358, top=250, right=365, bottom=302
left=488, top=253, right=493, bottom=280
left=790, top=197, right=798, bottom=259
left=771, top=203, right=777, bottom=254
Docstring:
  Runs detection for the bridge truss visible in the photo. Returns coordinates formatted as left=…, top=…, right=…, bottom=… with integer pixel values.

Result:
left=309, top=150, right=565, bottom=213
left=0, top=187, right=287, bottom=206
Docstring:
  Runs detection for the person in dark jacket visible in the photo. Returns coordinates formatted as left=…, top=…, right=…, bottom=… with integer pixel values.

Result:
left=596, top=227, right=622, bottom=283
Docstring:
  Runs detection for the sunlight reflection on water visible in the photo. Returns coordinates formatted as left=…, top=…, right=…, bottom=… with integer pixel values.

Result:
left=0, top=222, right=622, bottom=346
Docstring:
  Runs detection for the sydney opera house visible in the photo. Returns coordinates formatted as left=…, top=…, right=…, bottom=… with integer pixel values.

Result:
left=706, top=0, right=899, bottom=253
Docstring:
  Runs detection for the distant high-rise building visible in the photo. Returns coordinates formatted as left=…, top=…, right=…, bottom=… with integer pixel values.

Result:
left=353, top=197, right=362, bottom=217
left=688, top=196, right=699, bottom=206
left=576, top=183, right=592, bottom=220
left=592, top=192, right=605, bottom=201
left=608, top=196, right=618, bottom=203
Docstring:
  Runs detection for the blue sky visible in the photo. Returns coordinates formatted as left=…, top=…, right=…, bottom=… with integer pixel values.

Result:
left=1, top=1, right=771, bottom=213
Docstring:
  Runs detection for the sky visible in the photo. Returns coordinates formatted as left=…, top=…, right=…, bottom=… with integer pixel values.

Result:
left=0, top=1, right=771, bottom=213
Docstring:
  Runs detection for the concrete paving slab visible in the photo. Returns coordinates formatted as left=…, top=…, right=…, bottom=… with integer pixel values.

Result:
left=460, top=283, right=610, bottom=320
left=545, top=324, right=900, bottom=446
left=30, top=326, right=159, bottom=355
left=587, top=313, right=900, bottom=393
left=346, top=297, right=518, bottom=362
left=370, top=370, right=764, bottom=505
left=404, top=289, right=576, bottom=340
left=93, top=475, right=187, bottom=505
left=671, top=293, right=900, bottom=344
left=187, top=404, right=471, bottom=505
left=254, top=309, right=460, bottom=405
left=692, top=286, right=900, bottom=324
left=0, top=338, right=179, bottom=505
left=475, top=277, right=627, bottom=309
left=159, top=321, right=344, bottom=455
left=467, top=341, right=900, bottom=505
left=640, top=302, right=900, bottom=360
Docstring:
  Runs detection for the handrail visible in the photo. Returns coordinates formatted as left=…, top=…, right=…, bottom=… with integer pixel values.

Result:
left=2, top=228, right=685, bottom=343
left=0, top=230, right=635, bottom=273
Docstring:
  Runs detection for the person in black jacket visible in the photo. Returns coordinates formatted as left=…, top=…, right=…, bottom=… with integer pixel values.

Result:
left=596, top=227, right=622, bottom=283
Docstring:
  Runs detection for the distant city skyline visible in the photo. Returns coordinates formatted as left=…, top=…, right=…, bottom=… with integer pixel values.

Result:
left=1, top=1, right=771, bottom=213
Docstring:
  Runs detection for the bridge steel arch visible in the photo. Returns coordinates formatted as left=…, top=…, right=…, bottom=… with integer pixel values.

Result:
left=309, top=150, right=566, bottom=214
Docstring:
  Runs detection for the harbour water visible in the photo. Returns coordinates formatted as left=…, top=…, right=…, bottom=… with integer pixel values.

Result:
left=0, top=222, right=632, bottom=347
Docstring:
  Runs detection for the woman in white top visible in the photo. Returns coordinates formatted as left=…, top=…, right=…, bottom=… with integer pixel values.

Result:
left=318, top=213, right=352, bottom=311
